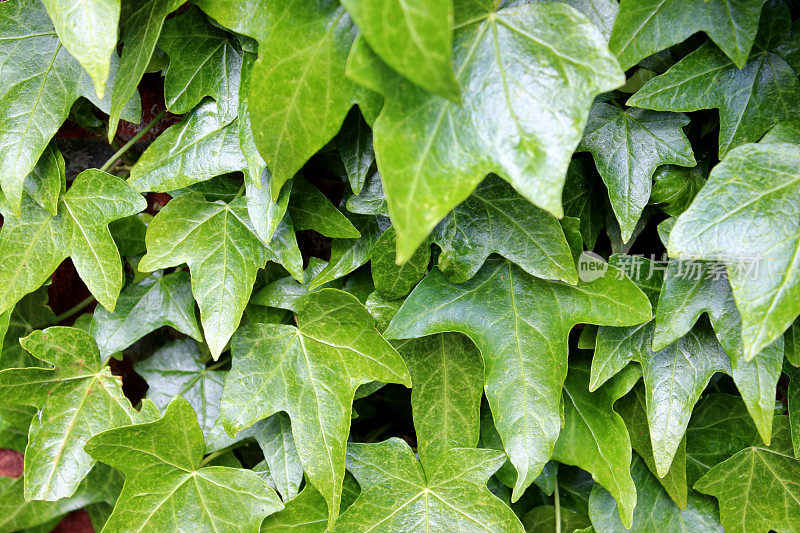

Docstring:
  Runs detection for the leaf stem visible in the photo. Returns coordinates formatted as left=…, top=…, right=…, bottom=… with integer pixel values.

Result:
left=554, top=477, right=561, bottom=533
left=199, top=450, right=226, bottom=468
left=100, top=110, right=167, bottom=172
left=207, top=357, right=231, bottom=371
left=55, top=295, right=96, bottom=323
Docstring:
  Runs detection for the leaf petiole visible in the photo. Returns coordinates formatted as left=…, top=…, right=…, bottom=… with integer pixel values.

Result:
left=100, top=110, right=167, bottom=173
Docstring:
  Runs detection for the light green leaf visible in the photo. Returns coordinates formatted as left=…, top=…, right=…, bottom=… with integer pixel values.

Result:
left=578, top=102, right=695, bottom=241
left=138, top=193, right=270, bottom=358
left=288, top=178, right=360, bottom=238
left=332, top=438, right=523, bottom=532
left=371, top=227, right=430, bottom=300
left=85, top=397, right=284, bottom=532
left=25, top=141, right=64, bottom=217
left=90, top=271, right=202, bottom=357
left=351, top=1, right=623, bottom=260
left=0, top=327, right=140, bottom=501
left=261, top=474, right=361, bottom=531
left=385, top=257, right=651, bottom=500
left=221, top=289, right=411, bottom=525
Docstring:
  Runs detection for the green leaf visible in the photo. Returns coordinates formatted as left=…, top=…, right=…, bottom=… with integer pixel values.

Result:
left=85, top=397, right=284, bottom=532
left=668, top=142, right=800, bottom=359
left=433, top=174, right=578, bottom=284
left=128, top=100, right=246, bottom=192
left=90, top=271, right=202, bottom=357
left=25, top=141, right=64, bottom=217
left=341, top=0, right=458, bottom=100
left=0, top=327, right=140, bottom=500
left=628, top=2, right=800, bottom=157
left=610, top=0, right=766, bottom=70
left=1, top=288, right=56, bottom=370
left=588, top=454, right=723, bottom=533
left=0, top=170, right=146, bottom=315
left=385, top=257, right=651, bottom=500
left=288, top=178, right=360, bottom=238
left=352, top=1, right=623, bottom=260
left=159, top=7, right=242, bottom=121
left=578, top=102, right=695, bottom=241
left=553, top=363, right=638, bottom=527
left=249, top=0, right=359, bottom=197
left=138, top=193, right=270, bottom=358
left=221, top=289, right=411, bottom=525
left=41, top=0, right=120, bottom=98
left=261, top=474, right=361, bottom=531
left=107, top=0, right=180, bottom=140
left=395, top=333, right=483, bottom=468
left=371, top=227, right=430, bottom=300
left=562, top=158, right=605, bottom=250
left=694, top=416, right=800, bottom=533
left=109, top=213, right=150, bottom=257
left=338, top=109, right=374, bottom=195
left=332, top=438, right=523, bottom=532
left=0, top=0, right=139, bottom=212
left=786, top=364, right=800, bottom=458
left=649, top=164, right=706, bottom=217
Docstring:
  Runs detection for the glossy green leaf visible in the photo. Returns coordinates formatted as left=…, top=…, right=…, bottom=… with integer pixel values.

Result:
left=351, top=1, right=623, bottom=260
left=25, top=141, right=64, bottom=217
left=338, top=109, right=374, bottom=195
left=0, top=170, right=146, bottom=315
left=333, top=438, right=523, bottom=532
left=90, top=271, right=202, bottom=357
left=371, top=227, right=430, bottom=300
left=1, top=288, right=56, bottom=370
left=221, top=289, right=411, bottom=525
left=341, top=0, right=458, bottom=100
left=261, top=474, right=360, bottom=531
left=385, top=257, right=651, bottom=500
left=562, top=158, right=605, bottom=250
left=288, top=178, right=360, bottom=238
left=0, top=327, right=140, bottom=500
left=610, top=0, right=766, bottom=70
left=649, top=164, right=706, bottom=217
left=85, top=397, right=284, bottom=532
left=579, top=102, right=695, bottom=241
left=433, top=174, right=578, bottom=284
left=628, top=3, right=800, bottom=157
left=139, top=193, right=271, bottom=358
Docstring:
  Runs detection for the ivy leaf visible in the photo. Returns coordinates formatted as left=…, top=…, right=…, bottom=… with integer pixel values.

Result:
left=433, top=174, right=578, bottom=284
left=90, top=271, right=202, bottom=357
left=628, top=2, right=800, bottom=157
left=25, top=140, right=65, bottom=218
left=128, top=100, right=245, bottom=192
left=562, top=158, right=605, bottom=250
left=668, top=142, right=800, bottom=359
left=588, top=454, right=724, bottom=532
left=41, top=0, right=120, bottom=98
left=694, top=416, right=800, bottom=533
left=138, top=193, right=271, bottom=358
left=221, top=289, right=411, bottom=526
left=249, top=0, right=359, bottom=197
left=395, top=333, right=483, bottom=468
left=610, top=0, right=766, bottom=70
left=338, top=109, right=374, bottom=195
left=385, top=257, right=651, bottom=500
left=332, top=438, right=523, bottom=532
left=0, top=327, right=140, bottom=501
left=262, top=476, right=361, bottom=531
left=351, top=1, right=623, bottom=260
left=85, top=397, right=284, bottom=532
left=341, top=0, right=458, bottom=100
left=578, top=102, right=695, bottom=241
left=159, top=7, right=242, bottom=121
left=0, top=0, right=139, bottom=213
left=371, top=227, right=431, bottom=300
left=1, top=287, right=56, bottom=370
left=288, top=178, right=360, bottom=238
left=649, top=164, right=706, bottom=217
left=0, top=170, right=146, bottom=315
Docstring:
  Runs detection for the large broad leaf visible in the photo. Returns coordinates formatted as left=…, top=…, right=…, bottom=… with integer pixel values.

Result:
left=694, top=416, right=800, bottom=533
left=138, top=193, right=273, bottom=358
left=90, top=271, right=203, bottom=357
left=349, top=1, right=624, bottom=260
left=249, top=0, right=360, bottom=197
left=332, top=438, right=523, bottom=532
left=433, top=174, right=578, bottom=284
left=0, top=327, right=140, bottom=501
left=610, top=0, right=767, bottom=70
left=385, top=257, right=651, bottom=500
left=0, top=170, right=146, bottom=315
left=589, top=454, right=724, bottom=533
left=158, top=7, right=242, bottom=121
left=85, top=397, right=284, bottom=532
left=0, top=0, right=139, bottom=212
left=578, top=102, right=695, bottom=241
left=41, top=0, right=120, bottom=98
left=395, top=333, right=483, bottom=468
left=668, top=142, right=800, bottom=360
left=340, top=0, right=458, bottom=100
left=628, top=2, right=800, bottom=157
left=221, top=289, right=411, bottom=526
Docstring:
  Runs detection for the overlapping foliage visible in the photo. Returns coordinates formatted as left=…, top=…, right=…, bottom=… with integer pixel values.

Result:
left=1, top=0, right=799, bottom=531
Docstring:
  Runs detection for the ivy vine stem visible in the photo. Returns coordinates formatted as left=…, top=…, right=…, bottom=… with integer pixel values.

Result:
left=55, top=295, right=96, bottom=323
left=554, top=477, right=561, bottom=533
left=100, top=109, right=167, bottom=172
